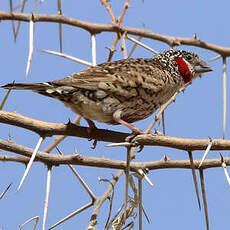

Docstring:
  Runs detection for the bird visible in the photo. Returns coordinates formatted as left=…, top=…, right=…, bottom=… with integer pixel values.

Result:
left=2, top=50, right=212, bottom=134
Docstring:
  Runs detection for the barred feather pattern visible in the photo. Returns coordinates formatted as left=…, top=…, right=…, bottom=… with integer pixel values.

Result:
left=2, top=50, right=212, bottom=126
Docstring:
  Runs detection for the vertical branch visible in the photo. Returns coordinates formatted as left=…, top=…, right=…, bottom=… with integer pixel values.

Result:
left=100, top=0, right=116, bottom=23
left=121, top=32, right=128, bottom=59
left=162, top=111, right=165, bottom=135
left=188, top=151, right=201, bottom=210
left=91, top=34, right=97, bottom=66
left=15, top=0, right=27, bottom=41
left=222, top=57, right=227, bottom=139
left=57, top=0, right=63, bottom=53
left=9, top=0, right=17, bottom=41
left=117, top=0, right=130, bottom=24
left=0, top=88, right=12, bottom=110
left=138, top=177, right=143, bottom=230
left=0, top=183, right=12, bottom=200
left=42, top=166, right=52, bottom=230
left=199, top=169, right=209, bottom=230
left=124, top=147, right=131, bottom=222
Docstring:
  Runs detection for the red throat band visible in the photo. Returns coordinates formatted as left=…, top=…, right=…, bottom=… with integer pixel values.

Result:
left=174, top=57, right=192, bottom=83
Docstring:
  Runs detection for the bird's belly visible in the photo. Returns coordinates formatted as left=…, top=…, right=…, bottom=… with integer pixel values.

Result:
left=65, top=101, right=116, bottom=124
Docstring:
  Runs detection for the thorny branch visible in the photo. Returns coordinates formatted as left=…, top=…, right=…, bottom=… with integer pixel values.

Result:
left=2, top=111, right=230, bottom=151
left=1, top=11, right=230, bottom=56
left=1, top=138, right=230, bottom=170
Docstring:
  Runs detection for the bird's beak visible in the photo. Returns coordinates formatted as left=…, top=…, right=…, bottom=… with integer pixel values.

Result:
left=194, top=59, right=212, bottom=74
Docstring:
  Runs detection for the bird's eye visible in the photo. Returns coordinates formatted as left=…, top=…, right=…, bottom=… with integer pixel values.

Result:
left=186, top=54, right=193, bottom=61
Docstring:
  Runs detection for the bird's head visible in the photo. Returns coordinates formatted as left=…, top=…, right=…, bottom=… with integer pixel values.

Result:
left=156, top=50, right=212, bottom=84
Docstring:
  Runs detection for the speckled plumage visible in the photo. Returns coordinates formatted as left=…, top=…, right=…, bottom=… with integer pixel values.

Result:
left=2, top=50, right=212, bottom=133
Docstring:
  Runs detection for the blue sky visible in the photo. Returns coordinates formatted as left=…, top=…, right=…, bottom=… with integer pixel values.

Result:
left=0, top=0, right=230, bottom=229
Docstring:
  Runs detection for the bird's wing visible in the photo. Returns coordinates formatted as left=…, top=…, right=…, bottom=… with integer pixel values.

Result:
left=52, top=58, right=169, bottom=94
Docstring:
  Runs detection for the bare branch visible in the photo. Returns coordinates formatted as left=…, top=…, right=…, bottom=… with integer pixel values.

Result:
left=188, top=151, right=201, bottom=210
left=1, top=11, right=230, bottom=55
left=199, top=170, right=209, bottom=230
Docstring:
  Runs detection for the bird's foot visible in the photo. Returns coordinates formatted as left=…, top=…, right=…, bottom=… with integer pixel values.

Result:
left=125, top=128, right=144, bottom=143
left=85, top=119, right=98, bottom=149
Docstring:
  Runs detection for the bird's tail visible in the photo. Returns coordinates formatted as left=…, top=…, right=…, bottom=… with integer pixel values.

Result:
left=2, top=82, right=75, bottom=102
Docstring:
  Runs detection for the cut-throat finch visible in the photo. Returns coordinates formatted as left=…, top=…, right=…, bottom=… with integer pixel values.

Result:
left=2, top=50, right=212, bottom=134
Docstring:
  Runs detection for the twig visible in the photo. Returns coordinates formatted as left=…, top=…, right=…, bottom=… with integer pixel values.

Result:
left=121, top=32, right=128, bottom=59
left=40, top=49, right=93, bottom=67
left=14, top=0, right=27, bottom=41
left=138, top=177, right=143, bottom=230
left=0, top=183, right=12, bottom=200
left=107, top=35, right=119, bottom=62
left=199, top=169, right=209, bottom=230
left=17, top=136, right=45, bottom=191
left=100, top=0, right=116, bottom=23
left=188, top=151, right=201, bottom=210
left=57, top=0, right=63, bottom=53
left=124, top=147, right=132, bottom=222
left=49, top=202, right=93, bottom=230
left=117, top=0, right=130, bottom=25
left=0, top=88, right=12, bottom=110
left=162, top=111, right=165, bottom=135
left=56, top=147, right=96, bottom=200
left=42, top=166, right=52, bottom=230
left=19, top=216, right=39, bottom=230
left=87, top=170, right=123, bottom=229
left=9, top=0, right=17, bottom=41
left=105, top=0, right=130, bottom=62
left=99, top=178, right=114, bottom=229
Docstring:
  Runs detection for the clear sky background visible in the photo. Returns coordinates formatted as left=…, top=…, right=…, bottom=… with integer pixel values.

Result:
left=0, top=0, right=230, bottom=229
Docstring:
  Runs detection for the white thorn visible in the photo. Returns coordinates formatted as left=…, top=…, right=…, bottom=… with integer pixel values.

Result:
left=26, top=18, right=34, bottom=77
left=198, top=139, right=212, bottom=168
left=17, top=136, right=44, bottom=191
left=105, top=142, right=131, bottom=147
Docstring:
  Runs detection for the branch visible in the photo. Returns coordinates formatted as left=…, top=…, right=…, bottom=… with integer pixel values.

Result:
left=0, top=111, right=128, bottom=142
left=1, top=139, right=230, bottom=170
left=1, top=11, right=230, bottom=55
left=1, top=111, right=230, bottom=151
